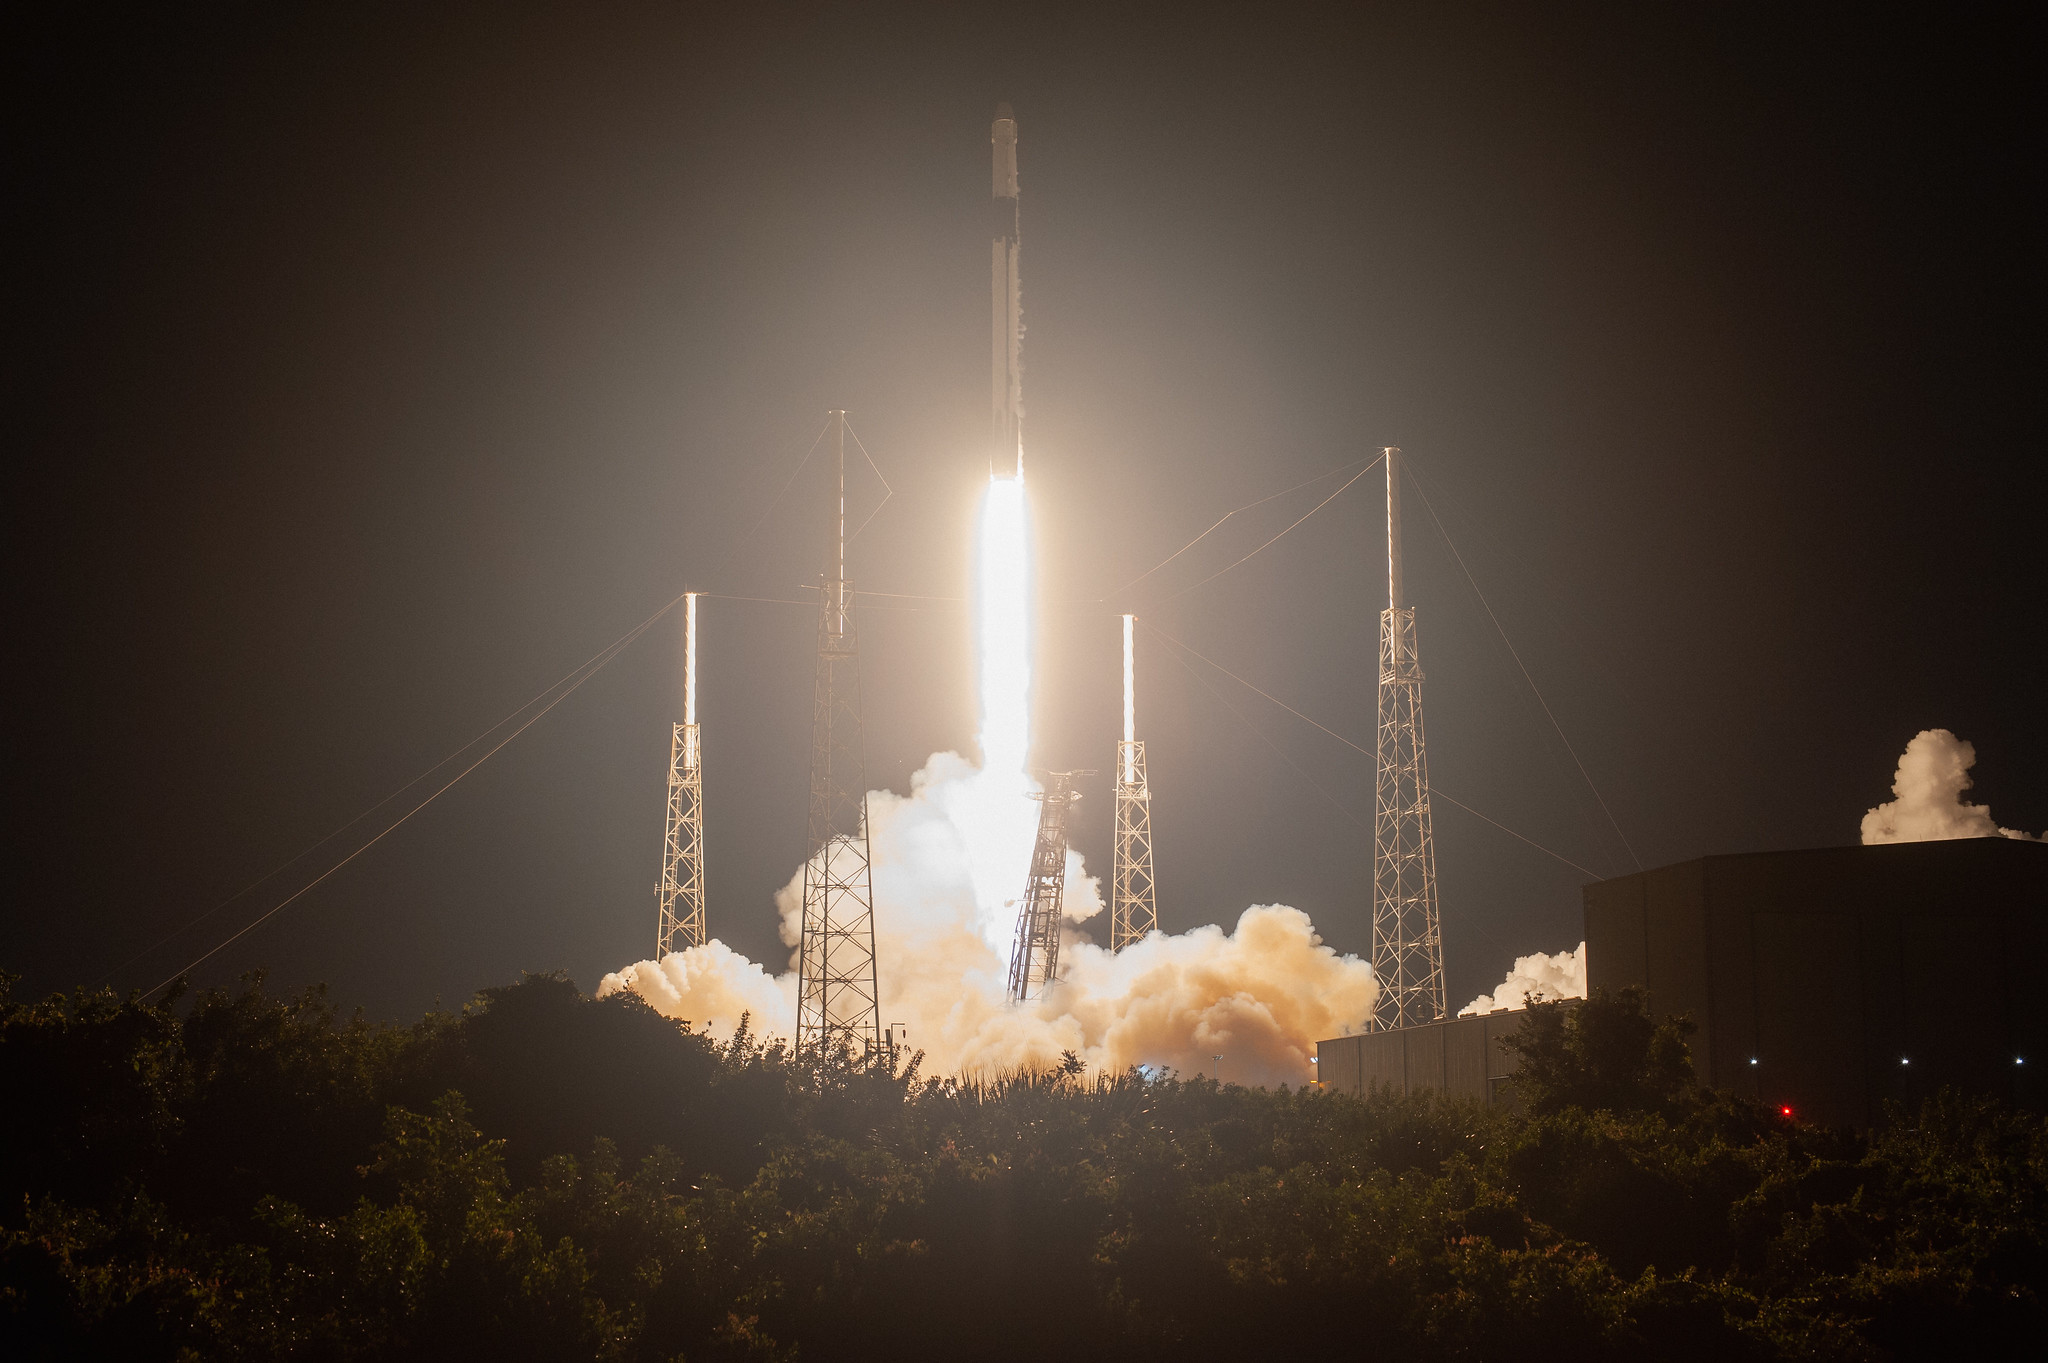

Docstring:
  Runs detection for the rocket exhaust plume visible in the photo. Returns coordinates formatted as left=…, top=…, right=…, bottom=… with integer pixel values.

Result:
left=600, top=105, right=1377, bottom=1085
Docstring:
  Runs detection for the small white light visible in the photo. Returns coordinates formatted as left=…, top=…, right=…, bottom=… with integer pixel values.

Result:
left=1748, top=1058, right=1758, bottom=1066
left=1900, top=1057, right=1910, bottom=1066
left=2017, top=1057, right=2026, bottom=1066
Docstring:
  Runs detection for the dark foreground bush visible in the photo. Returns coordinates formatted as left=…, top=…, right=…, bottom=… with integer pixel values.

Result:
left=3, top=971, right=2042, bottom=1361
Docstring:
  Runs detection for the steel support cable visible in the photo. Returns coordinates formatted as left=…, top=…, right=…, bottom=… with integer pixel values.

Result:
left=731, top=414, right=835, bottom=552
left=1402, top=467, right=1642, bottom=871
left=1156, top=620, right=1559, bottom=972
left=1165, top=455, right=1383, bottom=600
left=1139, top=620, right=1603, bottom=881
left=108, top=418, right=848, bottom=992
left=842, top=418, right=895, bottom=543
left=1147, top=629, right=1370, bottom=834
left=95, top=602, right=704, bottom=990
left=142, top=591, right=688, bottom=1000
left=1105, top=455, right=1376, bottom=600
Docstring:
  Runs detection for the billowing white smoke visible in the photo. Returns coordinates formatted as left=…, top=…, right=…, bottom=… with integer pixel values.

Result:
left=600, top=749, right=1376, bottom=1086
left=1456, top=942, right=1586, bottom=1017
left=1860, top=729, right=2037, bottom=844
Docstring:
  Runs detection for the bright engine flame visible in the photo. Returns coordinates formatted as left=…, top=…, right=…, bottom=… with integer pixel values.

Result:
left=951, top=474, right=1040, bottom=955
left=976, top=475, right=1030, bottom=777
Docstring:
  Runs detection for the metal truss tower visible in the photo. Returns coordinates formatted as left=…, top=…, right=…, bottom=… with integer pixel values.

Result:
left=1008, top=770, right=1084, bottom=1003
left=1111, top=615, right=1156, bottom=950
left=655, top=592, right=706, bottom=958
left=1370, top=446, right=1447, bottom=1030
left=796, top=412, right=881, bottom=1058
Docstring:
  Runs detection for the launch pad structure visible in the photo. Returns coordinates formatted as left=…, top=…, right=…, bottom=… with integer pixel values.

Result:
left=796, top=412, right=882, bottom=1057
left=1370, top=447, right=1448, bottom=1029
left=1111, top=614, right=1157, bottom=950
left=1008, top=771, right=1086, bottom=1002
left=655, top=592, right=706, bottom=958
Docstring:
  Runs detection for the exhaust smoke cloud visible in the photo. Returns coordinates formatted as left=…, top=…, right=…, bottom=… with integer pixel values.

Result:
left=1860, top=729, right=2037, bottom=844
left=1456, top=942, right=1586, bottom=1017
left=602, top=478, right=1376, bottom=1086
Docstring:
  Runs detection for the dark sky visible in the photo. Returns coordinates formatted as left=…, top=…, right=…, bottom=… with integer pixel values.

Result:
left=7, top=3, right=2040, bottom=1021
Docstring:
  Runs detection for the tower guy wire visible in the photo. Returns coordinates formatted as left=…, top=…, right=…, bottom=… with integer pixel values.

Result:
left=655, top=592, right=707, bottom=958
left=796, top=412, right=881, bottom=1057
left=1166, top=454, right=1383, bottom=599
left=1105, top=454, right=1374, bottom=600
left=1404, top=464, right=1641, bottom=872
left=1139, top=619, right=1598, bottom=879
left=142, top=590, right=686, bottom=999
left=1008, top=770, right=1088, bottom=1002
left=1371, top=447, right=1448, bottom=1030
left=1112, top=615, right=1158, bottom=949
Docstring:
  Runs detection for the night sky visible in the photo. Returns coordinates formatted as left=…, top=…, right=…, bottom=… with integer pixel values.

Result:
left=8, top=3, right=2040, bottom=1022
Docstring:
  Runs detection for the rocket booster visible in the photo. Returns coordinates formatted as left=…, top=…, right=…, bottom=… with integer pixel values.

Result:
left=991, top=104, right=1022, bottom=479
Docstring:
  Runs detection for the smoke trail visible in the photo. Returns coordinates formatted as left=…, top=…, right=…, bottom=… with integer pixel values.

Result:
left=1860, top=729, right=2037, bottom=843
left=1456, top=942, right=1586, bottom=1017
left=601, top=749, right=1375, bottom=1085
left=599, top=476, right=1376, bottom=1085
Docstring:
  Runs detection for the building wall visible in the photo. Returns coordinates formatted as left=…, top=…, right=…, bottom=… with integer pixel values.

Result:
left=1315, top=1007, right=1544, bottom=1106
left=1584, top=838, right=2046, bottom=1128
left=1319, top=839, right=2045, bottom=1129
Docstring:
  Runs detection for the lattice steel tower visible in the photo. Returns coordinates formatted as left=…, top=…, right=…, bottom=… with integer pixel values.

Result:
left=655, top=592, right=707, bottom=957
left=1111, top=615, right=1156, bottom=950
left=1008, top=771, right=1084, bottom=1002
left=796, top=412, right=881, bottom=1057
left=1370, top=447, right=1447, bottom=1029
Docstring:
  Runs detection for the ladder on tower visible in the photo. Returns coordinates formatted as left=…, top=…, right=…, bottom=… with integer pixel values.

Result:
left=1007, top=771, right=1087, bottom=1003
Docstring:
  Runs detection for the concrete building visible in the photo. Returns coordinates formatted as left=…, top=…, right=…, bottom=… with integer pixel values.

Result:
left=1318, top=838, right=2047, bottom=1127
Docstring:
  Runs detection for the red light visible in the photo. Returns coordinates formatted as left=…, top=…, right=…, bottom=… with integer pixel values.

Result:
left=1779, top=1105, right=1793, bottom=1117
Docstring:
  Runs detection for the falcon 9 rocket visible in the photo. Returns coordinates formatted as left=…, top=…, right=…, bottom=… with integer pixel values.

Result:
left=991, top=104, right=1022, bottom=480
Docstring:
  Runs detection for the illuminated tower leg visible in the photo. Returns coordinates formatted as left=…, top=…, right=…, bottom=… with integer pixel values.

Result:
left=1112, top=615, right=1157, bottom=950
left=656, top=592, right=705, bottom=957
left=1370, top=448, right=1447, bottom=1029
left=797, top=413, right=881, bottom=1057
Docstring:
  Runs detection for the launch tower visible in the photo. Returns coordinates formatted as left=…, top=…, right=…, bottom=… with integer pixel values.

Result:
left=1111, top=615, right=1157, bottom=949
left=654, top=592, right=706, bottom=957
left=991, top=104, right=1022, bottom=478
left=1370, top=447, right=1447, bottom=1029
left=796, top=412, right=881, bottom=1056
left=1007, top=770, right=1084, bottom=1002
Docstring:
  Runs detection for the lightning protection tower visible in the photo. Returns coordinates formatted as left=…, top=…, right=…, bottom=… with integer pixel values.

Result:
left=1111, top=615, right=1157, bottom=950
left=654, top=592, right=706, bottom=957
left=1370, top=447, right=1447, bottom=1030
left=1008, top=771, right=1085, bottom=1002
left=796, top=412, right=881, bottom=1058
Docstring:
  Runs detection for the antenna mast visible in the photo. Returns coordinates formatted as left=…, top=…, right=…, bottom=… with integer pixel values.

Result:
left=1370, top=447, right=1447, bottom=1029
left=1111, top=616, right=1157, bottom=949
left=655, top=592, right=706, bottom=957
left=796, top=412, right=881, bottom=1056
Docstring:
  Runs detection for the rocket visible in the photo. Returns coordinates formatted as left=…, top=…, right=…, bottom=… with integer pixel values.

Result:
left=991, top=104, right=1022, bottom=479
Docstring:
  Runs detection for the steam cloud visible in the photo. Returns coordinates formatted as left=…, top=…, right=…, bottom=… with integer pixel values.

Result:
left=1860, top=729, right=2037, bottom=844
left=600, top=751, right=1376, bottom=1086
left=1456, top=941, right=1586, bottom=1017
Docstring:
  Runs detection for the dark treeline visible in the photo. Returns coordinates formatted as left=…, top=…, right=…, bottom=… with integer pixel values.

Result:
left=2, top=972, right=2042, bottom=1361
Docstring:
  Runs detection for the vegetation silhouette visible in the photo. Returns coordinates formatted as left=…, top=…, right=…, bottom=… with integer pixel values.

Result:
left=3, top=971, right=2042, bottom=1360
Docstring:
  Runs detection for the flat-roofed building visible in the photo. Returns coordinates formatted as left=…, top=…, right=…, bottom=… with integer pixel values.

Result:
left=1318, top=839, right=2046, bottom=1127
